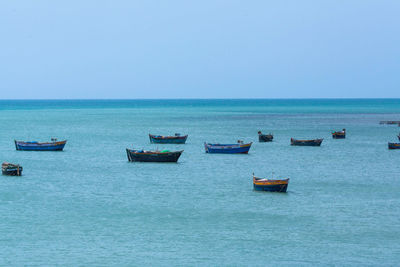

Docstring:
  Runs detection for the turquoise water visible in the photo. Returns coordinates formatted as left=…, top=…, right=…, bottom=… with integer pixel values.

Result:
left=0, top=99, right=399, bottom=265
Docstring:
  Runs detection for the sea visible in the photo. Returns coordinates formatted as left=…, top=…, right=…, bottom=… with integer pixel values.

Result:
left=0, top=99, right=399, bottom=265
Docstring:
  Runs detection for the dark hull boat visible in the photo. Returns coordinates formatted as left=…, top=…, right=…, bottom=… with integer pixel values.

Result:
left=290, top=138, right=323, bottom=146
left=332, top=129, right=346, bottom=139
left=204, top=142, right=252, bottom=154
left=253, top=174, right=289, bottom=192
left=398, top=135, right=400, bottom=141
left=15, top=139, right=67, bottom=151
left=258, top=131, right=273, bottom=142
left=388, top=143, right=400, bottom=149
left=2, top=162, right=23, bottom=176
left=126, top=149, right=183, bottom=162
left=149, top=134, right=188, bottom=144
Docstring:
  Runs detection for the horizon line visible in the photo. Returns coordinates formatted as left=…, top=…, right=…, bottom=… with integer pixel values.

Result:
left=0, top=97, right=400, bottom=101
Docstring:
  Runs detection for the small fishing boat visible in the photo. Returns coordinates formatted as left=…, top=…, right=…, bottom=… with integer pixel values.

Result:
left=388, top=143, right=400, bottom=149
left=15, top=138, right=67, bottom=151
left=126, top=149, right=183, bottom=162
left=149, top=133, right=188, bottom=144
left=332, top=129, right=346, bottom=139
left=204, top=141, right=252, bottom=154
left=258, top=131, right=273, bottom=142
left=290, top=138, right=323, bottom=146
left=253, top=173, right=289, bottom=192
left=2, top=162, right=23, bottom=176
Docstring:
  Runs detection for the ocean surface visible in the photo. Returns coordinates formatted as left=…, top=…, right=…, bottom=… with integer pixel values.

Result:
left=0, top=99, right=399, bottom=265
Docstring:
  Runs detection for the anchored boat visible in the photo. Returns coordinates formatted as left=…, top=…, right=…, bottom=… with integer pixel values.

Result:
left=15, top=138, right=67, bottom=151
left=253, top=173, right=289, bottom=192
left=204, top=141, right=252, bottom=154
left=258, top=131, right=273, bottom=142
left=2, top=162, right=23, bottom=176
left=149, top=133, right=188, bottom=144
left=290, top=138, right=323, bottom=146
left=126, top=149, right=183, bottom=162
left=388, top=143, right=400, bottom=149
left=332, top=129, right=346, bottom=139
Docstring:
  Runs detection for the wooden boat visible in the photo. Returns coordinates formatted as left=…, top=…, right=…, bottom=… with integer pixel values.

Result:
left=15, top=138, right=67, bottom=151
left=126, top=149, right=183, bottom=162
left=388, top=143, right=400, bottom=149
left=149, top=133, right=188, bottom=144
left=290, top=138, right=323, bottom=146
left=332, top=129, right=346, bottom=139
left=204, top=141, right=252, bottom=154
left=2, top=162, right=23, bottom=176
left=253, top=174, right=289, bottom=192
left=258, top=131, right=273, bottom=142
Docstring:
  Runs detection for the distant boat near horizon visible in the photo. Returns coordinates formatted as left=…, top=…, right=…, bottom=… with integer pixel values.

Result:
left=379, top=121, right=400, bottom=125
left=332, top=129, right=346, bottom=139
left=258, top=131, right=273, bottom=142
left=149, top=133, right=188, bottom=144
left=290, top=138, right=323, bottom=146
left=14, top=139, right=67, bottom=151
left=204, top=141, right=252, bottom=154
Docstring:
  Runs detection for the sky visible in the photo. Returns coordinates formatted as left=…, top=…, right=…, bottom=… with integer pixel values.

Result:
left=0, top=0, right=399, bottom=99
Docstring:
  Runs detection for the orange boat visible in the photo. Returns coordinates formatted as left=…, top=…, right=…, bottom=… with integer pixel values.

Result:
left=253, top=173, right=289, bottom=192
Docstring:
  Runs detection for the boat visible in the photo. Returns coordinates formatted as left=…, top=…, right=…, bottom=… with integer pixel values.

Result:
left=388, top=143, right=400, bottom=149
left=2, top=162, right=23, bottom=176
left=290, top=138, right=323, bottom=146
left=380, top=121, right=400, bottom=125
left=332, top=129, right=346, bottom=139
left=126, top=149, right=183, bottom=162
left=398, top=134, right=400, bottom=141
left=253, top=173, right=289, bottom=192
left=149, top=133, right=188, bottom=144
left=258, top=131, right=273, bottom=142
left=15, top=138, right=67, bottom=151
left=204, top=141, right=252, bottom=154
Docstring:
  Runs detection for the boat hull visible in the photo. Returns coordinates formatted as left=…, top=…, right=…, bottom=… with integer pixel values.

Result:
left=204, top=142, right=252, bottom=154
left=259, top=134, right=273, bottom=142
left=388, top=143, right=400, bottom=149
left=2, top=168, right=22, bottom=176
left=332, top=133, right=345, bottom=139
left=290, top=138, right=323, bottom=146
left=15, top=140, right=67, bottom=151
left=126, top=149, right=183, bottom=162
left=253, top=183, right=288, bottom=192
left=149, top=134, right=188, bottom=144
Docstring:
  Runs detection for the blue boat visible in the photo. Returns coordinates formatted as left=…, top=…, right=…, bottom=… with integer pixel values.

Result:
left=204, top=141, right=252, bottom=154
left=149, top=133, right=188, bottom=144
left=388, top=143, right=400, bottom=149
left=15, top=139, right=67, bottom=151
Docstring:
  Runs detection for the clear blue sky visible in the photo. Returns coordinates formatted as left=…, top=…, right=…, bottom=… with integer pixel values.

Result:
left=0, top=0, right=399, bottom=99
